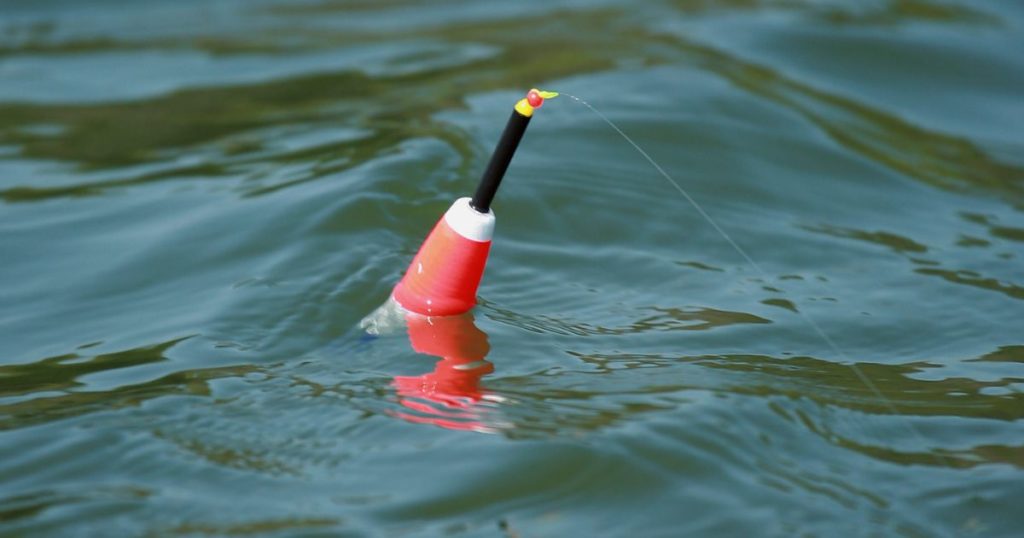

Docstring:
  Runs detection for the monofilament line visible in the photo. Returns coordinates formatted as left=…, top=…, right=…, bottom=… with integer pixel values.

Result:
left=561, top=92, right=949, bottom=467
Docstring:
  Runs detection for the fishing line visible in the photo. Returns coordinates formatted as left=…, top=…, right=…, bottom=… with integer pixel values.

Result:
left=560, top=92, right=949, bottom=467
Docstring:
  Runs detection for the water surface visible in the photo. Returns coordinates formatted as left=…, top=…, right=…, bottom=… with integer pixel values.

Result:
left=1, top=0, right=1023, bottom=536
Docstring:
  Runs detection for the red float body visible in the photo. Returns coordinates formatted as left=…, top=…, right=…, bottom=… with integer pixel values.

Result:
left=392, top=199, right=493, bottom=316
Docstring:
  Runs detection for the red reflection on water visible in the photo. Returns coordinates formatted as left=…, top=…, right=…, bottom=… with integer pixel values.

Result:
left=392, top=312, right=495, bottom=432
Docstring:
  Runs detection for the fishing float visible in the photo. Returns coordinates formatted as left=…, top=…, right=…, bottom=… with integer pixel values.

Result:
left=390, top=88, right=558, bottom=317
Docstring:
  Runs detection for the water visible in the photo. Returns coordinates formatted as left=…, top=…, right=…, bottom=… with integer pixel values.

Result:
left=1, top=0, right=1022, bottom=536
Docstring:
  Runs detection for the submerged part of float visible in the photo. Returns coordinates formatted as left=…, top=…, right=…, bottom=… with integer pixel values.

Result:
left=391, top=89, right=557, bottom=317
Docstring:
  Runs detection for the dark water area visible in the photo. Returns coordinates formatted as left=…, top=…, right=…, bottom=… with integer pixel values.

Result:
left=2, top=0, right=1023, bottom=536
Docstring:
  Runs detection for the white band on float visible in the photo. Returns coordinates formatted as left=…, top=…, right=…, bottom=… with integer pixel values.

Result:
left=444, top=197, right=495, bottom=242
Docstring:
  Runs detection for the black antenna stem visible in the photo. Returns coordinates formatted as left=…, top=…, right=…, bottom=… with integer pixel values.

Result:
left=470, top=108, right=532, bottom=214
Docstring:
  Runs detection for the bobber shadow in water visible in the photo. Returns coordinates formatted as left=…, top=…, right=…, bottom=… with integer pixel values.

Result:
left=392, top=89, right=557, bottom=316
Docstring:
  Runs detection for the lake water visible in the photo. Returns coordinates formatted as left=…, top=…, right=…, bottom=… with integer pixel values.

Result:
left=1, top=1, right=1022, bottom=536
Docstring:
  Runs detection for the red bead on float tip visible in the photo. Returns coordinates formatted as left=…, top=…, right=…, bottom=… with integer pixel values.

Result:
left=526, top=89, right=543, bottom=108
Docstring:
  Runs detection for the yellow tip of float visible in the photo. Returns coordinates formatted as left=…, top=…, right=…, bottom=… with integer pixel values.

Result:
left=514, top=98, right=534, bottom=117
left=515, top=89, right=560, bottom=117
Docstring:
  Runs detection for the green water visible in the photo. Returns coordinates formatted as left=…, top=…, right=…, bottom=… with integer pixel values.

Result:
left=2, top=0, right=1022, bottom=536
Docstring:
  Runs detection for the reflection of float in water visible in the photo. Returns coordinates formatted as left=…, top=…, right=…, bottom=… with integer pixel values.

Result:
left=391, top=311, right=503, bottom=433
